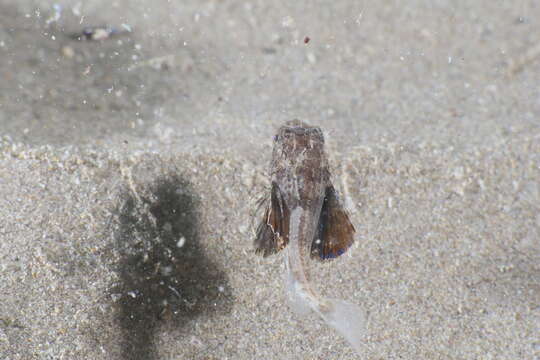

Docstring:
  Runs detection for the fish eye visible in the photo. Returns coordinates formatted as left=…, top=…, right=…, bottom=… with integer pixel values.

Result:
left=282, top=129, right=293, bottom=138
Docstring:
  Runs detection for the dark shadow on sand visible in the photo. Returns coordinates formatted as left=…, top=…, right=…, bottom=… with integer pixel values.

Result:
left=112, top=175, right=232, bottom=360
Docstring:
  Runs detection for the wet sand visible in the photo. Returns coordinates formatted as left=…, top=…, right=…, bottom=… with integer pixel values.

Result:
left=1, top=1, right=539, bottom=359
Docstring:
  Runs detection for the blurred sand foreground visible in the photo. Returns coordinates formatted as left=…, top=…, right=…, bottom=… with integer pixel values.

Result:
left=1, top=1, right=539, bottom=359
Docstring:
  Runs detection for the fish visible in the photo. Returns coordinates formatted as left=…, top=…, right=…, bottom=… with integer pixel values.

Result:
left=70, top=26, right=128, bottom=41
left=254, top=119, right=366, bottom=355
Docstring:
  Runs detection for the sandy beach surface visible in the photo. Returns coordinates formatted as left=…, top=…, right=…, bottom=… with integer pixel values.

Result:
left=1, top=1, right=539, bottom=359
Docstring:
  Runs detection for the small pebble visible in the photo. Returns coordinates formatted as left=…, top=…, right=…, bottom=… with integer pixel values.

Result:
left=61, top=46, right=74, bottom=58
left=176, top=236, right=186, bottom=248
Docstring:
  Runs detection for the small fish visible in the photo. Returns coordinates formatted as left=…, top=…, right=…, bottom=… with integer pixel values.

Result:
left=70, top=26, right=126, bottom=41
left=254, top=120, right=366, bottom=355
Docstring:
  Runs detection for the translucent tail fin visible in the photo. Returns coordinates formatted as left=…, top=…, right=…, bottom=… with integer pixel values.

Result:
left=317, top=298, right=366, bottom=354
left=283, top=245, right=366, bottom=354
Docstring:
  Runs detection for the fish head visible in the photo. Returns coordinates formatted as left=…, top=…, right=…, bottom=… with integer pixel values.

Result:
left=272, top=119, right=325, bottom=163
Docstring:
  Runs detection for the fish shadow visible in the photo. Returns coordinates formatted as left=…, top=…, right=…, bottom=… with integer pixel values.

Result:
left=112, top=174, right=232, bottom=360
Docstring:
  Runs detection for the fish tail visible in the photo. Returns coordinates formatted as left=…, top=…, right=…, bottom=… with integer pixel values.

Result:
left=315, top=297, right=366, bottom=354
left=284, top=220, right=366, bottom=355
left=284, top=262, right=312, bottom=316
left=285, top=262, right=366, bottom=354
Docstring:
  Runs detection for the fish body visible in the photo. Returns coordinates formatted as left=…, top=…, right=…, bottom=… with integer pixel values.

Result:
left=255, top=120, right=366, bottom=355
left=70, top=26, right=127, bottom=41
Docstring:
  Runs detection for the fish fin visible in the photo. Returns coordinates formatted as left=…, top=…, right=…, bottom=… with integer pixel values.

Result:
left=254, top=182, right=290, bottom=257
left=311, top=185, right=355, bottom=260
left=318, top=298, right=367, bottom=354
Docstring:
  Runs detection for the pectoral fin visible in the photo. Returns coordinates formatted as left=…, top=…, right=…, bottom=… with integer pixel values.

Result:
left=254, top=182, right=290, bottom=257
left=311, top=185, right=355, bottom=260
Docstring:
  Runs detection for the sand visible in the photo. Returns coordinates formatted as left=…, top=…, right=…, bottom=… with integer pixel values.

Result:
left=0, top=1, right=539, bottom=359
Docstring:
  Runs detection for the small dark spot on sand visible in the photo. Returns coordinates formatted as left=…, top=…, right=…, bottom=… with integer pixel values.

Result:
left=262, top=47, right=277, bottom=54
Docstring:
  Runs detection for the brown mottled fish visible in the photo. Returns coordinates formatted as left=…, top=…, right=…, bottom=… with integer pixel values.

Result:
left=254, top=120, right=365, bottom=355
